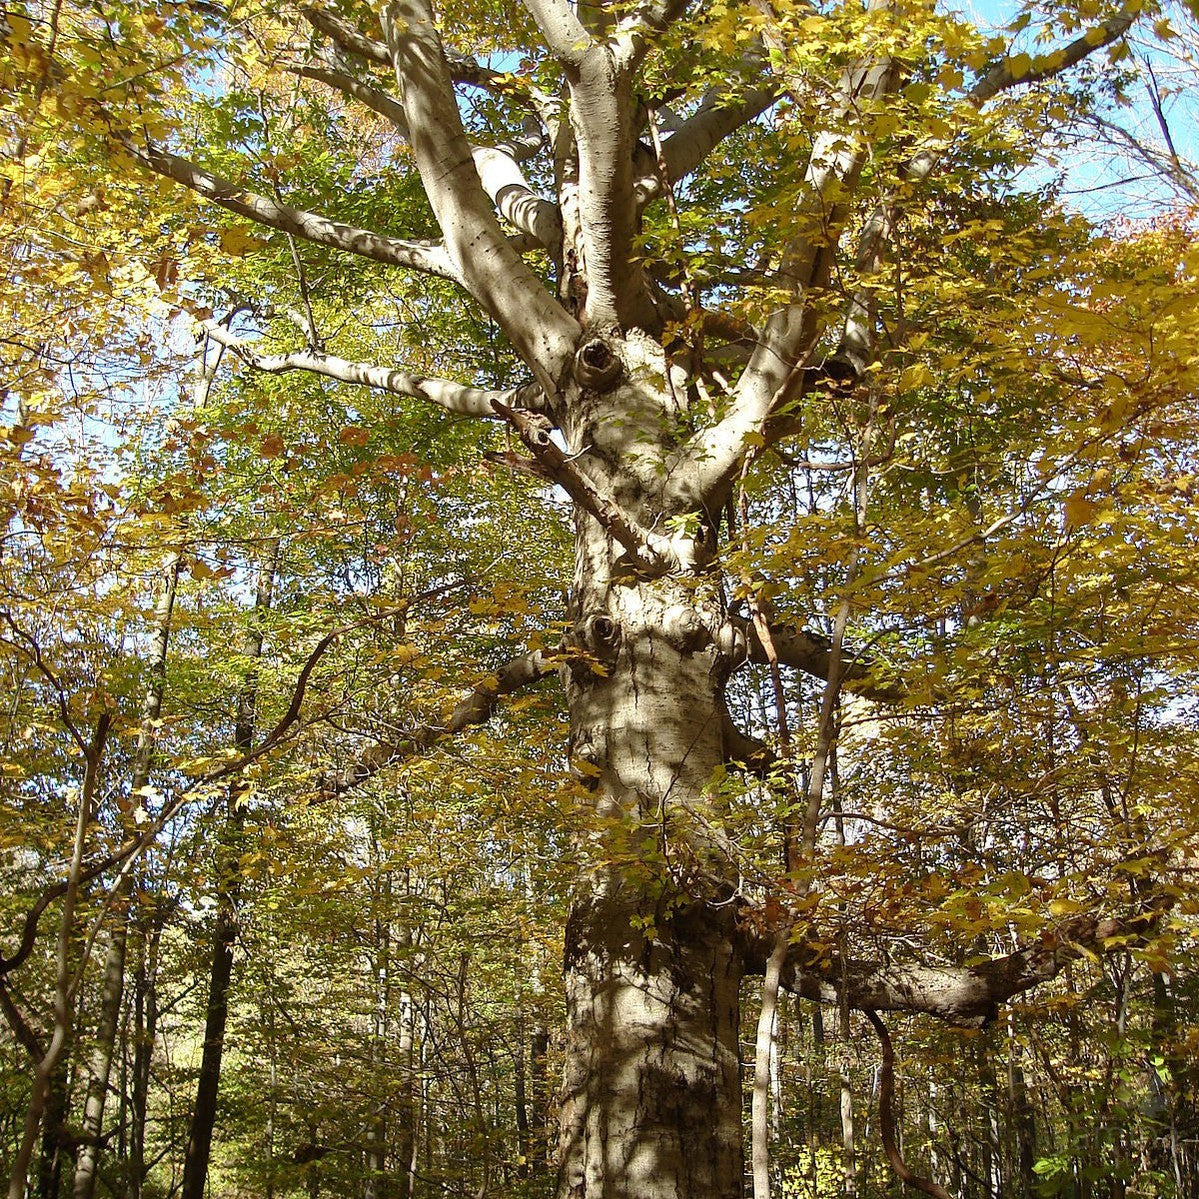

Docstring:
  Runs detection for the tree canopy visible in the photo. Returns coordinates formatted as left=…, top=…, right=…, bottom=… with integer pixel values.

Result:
left=2, top=0, right=1199, bottom=1195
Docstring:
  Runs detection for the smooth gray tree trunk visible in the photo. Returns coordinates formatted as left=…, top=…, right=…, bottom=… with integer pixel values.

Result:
left=555, top=498, right=746, bottom=1199
left=71, top=550, right=180, bottom=1199
left=127, top=906, right=163, bottom=1199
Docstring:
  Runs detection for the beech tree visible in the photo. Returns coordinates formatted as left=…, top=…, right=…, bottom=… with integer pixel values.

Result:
left=4, top=0, right=1199, bottom=1195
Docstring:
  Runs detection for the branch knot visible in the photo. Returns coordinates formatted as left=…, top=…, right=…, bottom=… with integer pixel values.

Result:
left=574, top=338, right=623, bottom=391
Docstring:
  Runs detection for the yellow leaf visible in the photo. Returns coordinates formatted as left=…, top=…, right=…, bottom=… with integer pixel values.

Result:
left=1064, top=493, right=1098, bottom=529
left=1007, top=52, right=1031, bottom=79
left=220, top=228, right=266, bottom=256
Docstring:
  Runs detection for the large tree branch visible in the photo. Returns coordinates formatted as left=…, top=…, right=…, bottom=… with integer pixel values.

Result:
left=520, top=0, right=592, bottom=64
left=300, top=2, right=512, bottom=94
left=120, top=137, right=460, bottom=280
left=470, top=147, right=564, bottom=250
left=665, top=54, right=900, bottom=508
left=301, top=4, right=390, bottom=64
left=668, top=4, right=1140, bottom=509
left=968, top=7, right=1138, bottom=106
left=317, top=649, right=556, bottom=798
left=545, top=39, right=649, bottom=328
left=383, top=0, right=579, bottom=387
left=491, top=400, right=697, bottom=572
left=198, top=320, right=548, bottom=419
left=291, top=63, right=410, bottom=128
left=831, top=4, right=1144, bottom=372
left=657, top=83, right=778, bottom=189
left=735, top=614, right=901, bottom=701
left=293, top=65, right=563, bottom=249
left=612, top=0, right=691, bottom=70
left=740, top=901, right=1170, bottom=1026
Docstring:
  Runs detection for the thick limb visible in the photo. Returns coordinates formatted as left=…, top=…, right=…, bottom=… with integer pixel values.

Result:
left=120, top=138, right=459, bottom=279
left=737, top=901, right=1173, bottom=1026
left=383, top=0, right=579, bottom=384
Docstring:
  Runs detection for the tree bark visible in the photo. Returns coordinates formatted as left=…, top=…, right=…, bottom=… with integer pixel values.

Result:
left=7, top=714, right=111, bottom=1199
left=128, top=906, right=163, bottom=1199
left=72, top=550, right=181, bottom=1199
left=513, top=1008, right=531, bottom=1180
left=555, top=463, right=745, bottom=1198
left=35, top=1055, right=70, bottom=1199
left=393, top=988, right=416, bottom=1199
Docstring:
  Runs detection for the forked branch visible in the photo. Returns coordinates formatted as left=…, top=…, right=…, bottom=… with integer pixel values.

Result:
left=293, top=66, right=562, bottom=248
left=383, top=0, right=579, bottom=384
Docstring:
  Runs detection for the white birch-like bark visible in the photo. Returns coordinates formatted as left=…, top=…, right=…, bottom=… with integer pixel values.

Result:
left=293, top=65, right=563, bottom=249
left=383, top=0, right=580, bottom=388
left=71, top=550, right=182, bottom=1199
left=198, top=321, right=548, bottom=418
left=123, top=140, right=460, bottom=279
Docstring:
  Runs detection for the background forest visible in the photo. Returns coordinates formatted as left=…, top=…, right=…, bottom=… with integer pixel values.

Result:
left=2, top=0, right=1199, bottom=1193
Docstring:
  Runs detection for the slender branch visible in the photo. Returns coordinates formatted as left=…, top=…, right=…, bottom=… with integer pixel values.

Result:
left=117, top=136, right=458, bottom=280
left=735, top=614, right=901, bottom=701
left=0, top=585, right=460, bottom=980
left=0, top=883, right=69, bottom=975
left=752, top=928, right=789, bottom=1199
left=491, top=399, right=691, bottom=572
left=0, top=614, right=88, bottom=753
left=198, top=320, right=548, bottom=419
left=1089, top=111, right=1198, bottom=202
left=741, top=478, right=800, bottom=1199
left=968, top=7, right=1138, bottom=106
left=864, top=1009, right=955, bottom=1199
left=720, top=704, right=777, bottom=776
left=0, top=979, right=42, bottom=1060
left=291, top=63, right=410, bottom=130
left=316, top=649, right=556, bottom=798
left=301, top=4, right=390, bottom=63
left=300, top=6, right=517, bottom=98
